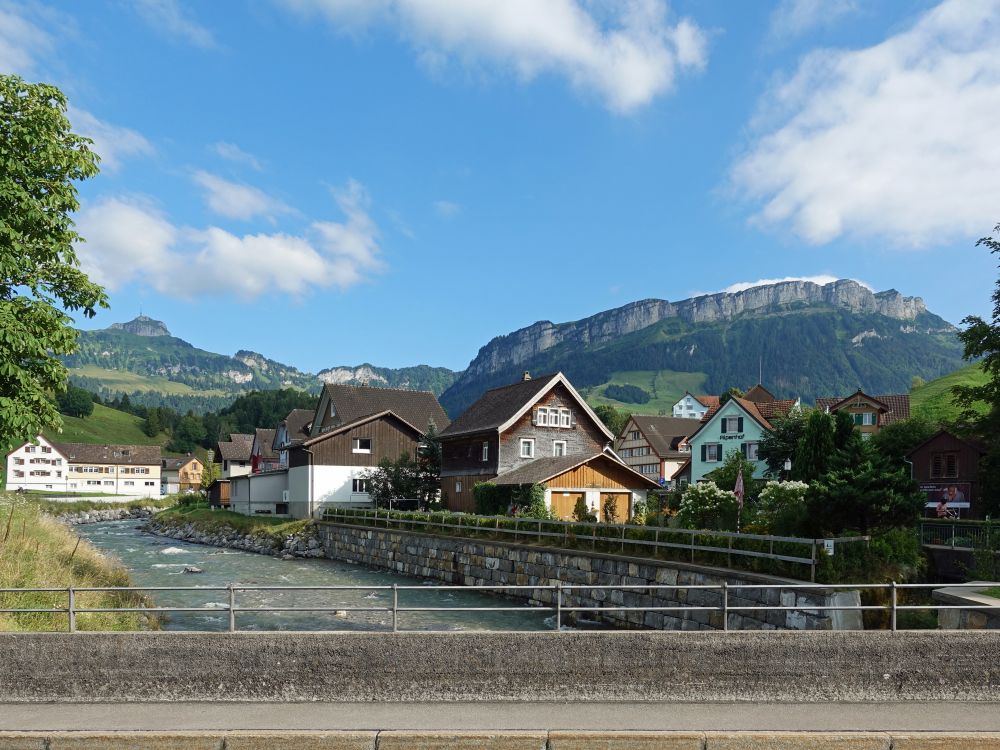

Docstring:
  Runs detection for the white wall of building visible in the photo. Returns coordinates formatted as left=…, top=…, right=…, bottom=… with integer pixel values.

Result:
left=5, top=437, right=67, bottom=492
left=229, top=471, right=289, bottom=517
left=221, top=460, right=251, bottom=479
left=672, top=394, right=708, bottom=420
left=283, top=464, right=373, bottom=519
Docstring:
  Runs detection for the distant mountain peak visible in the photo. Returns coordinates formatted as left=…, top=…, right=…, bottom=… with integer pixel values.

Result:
left=108, top=315, right=171, bottom=337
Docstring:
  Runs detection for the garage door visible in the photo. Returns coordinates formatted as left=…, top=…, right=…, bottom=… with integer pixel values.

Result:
left=550, top=491, right=586, bottom=521
left=600, top=492, right=630, bottom=523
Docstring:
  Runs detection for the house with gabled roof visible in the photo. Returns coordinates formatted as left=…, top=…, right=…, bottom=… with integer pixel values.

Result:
left=5, top=436, right=161, bottom=495
left=250, top=428, right=281, bottom=474
left=614, top=415, right=700, bottom=488
left=217, top=433, right=253, bottom=478
left=440, top=372, right=659, bottom=519
left=272, top=408, right=313, bottom=468
left=278, top=383, right=450, bottom=518
left=161, top=454, right=203, bottom=495
left=815, top=389, right=909, bottom=439
left=685, top=393, right=799, bottom=483
left=672, top=392, right=720, bottom=420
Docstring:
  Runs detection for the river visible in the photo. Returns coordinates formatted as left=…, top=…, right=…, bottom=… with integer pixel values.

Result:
left=77, top=520, right=551, bottom=632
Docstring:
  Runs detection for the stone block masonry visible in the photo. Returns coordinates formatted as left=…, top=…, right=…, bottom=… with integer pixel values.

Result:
left=316, top=523, right=862, bottom=631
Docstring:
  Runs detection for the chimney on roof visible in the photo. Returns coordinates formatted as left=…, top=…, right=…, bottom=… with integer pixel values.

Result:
left=522, top=371, right=531, bottom=382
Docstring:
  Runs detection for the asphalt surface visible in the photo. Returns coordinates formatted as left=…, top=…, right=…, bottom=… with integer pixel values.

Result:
left=0, top=702, right=998, bottom=732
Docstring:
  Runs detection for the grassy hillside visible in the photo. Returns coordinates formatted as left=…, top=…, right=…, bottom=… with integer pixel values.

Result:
left=69, top=365, right=228, bottom=396
left=42, top=403, right=168, bottom=447
left=911, top=363, right=989, bottom=423
left=583, top=370, right=708, bottom=414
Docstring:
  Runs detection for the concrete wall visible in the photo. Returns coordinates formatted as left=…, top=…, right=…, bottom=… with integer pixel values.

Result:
left=230, top=471, right=289, bottom=517
left=934, top=585, right=1000, bottom=629
left=0, top=631, right=997, bottom=703
left=316, top=523, right=862, bottom=631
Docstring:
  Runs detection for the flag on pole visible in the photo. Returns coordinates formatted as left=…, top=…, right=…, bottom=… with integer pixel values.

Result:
left=734, top=471, right=744, bottom=512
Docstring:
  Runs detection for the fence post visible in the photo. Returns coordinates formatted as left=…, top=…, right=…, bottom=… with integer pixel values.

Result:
left=690, top=531, right=694, bottom=563
left=228, top=584, right=236, bottom=633
left=620, top=525, right=625, bottom=553
left=538, top=519, right=542, bottom=544
left=951, top=523, right=956, bottom=549
left=67, top=587, right=75, bottom=633
left=721, top=582, right=728, bottom=631
left=810, top=541, right=817, bottom=583
left=392, top=583, right=398, bottom=633
left=555, top=582, right=562, bottom=631
left=727, top=536, right=733, bottom=569
left=890, top=581, right=897, bottom=632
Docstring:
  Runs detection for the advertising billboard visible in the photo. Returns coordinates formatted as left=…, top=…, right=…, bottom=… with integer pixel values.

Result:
left=921, top=482, right=972, bottom=516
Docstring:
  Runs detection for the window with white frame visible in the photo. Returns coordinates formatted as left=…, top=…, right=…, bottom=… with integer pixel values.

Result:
left=103, top=480, right=114, bottom=485
left=629, top=430, right=640, bottom=440
left=124, top=480, right=134, bottom=486
left=352, top=438, right=372, bottom=453
left=352, top=478, right=368, bottom=493
left=24, top=446, right=35, bottom=453
left=455, top=480, right=463, bottom=493
left=559, top=408, right=571, bottom=427
left=553, top=440, right=567, bottom=457
left=744, top=442, right=760, bottom=461
left=86, top=480, right=101, bottom=486
left=482, top=441, right=489, bottom=462
left=536, top=407, right=550, bottom=426
left=41, top=446, right=51, bottom=453
left=144, top=481, right=155, bottom=486
left=704, top=443, right=721, bottom=462
left=723, top=417, right=741, bottom=433
left=520, top=439, right=535, bottom=459
left=853, top=412, right=876, bottom=426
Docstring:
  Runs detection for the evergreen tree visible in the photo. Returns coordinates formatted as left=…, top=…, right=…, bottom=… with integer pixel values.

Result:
left=793, top=410, right=835, bottom=482
left=757, top=412, right=806, bottom=476
left=168, top=414, right=207, bottom=453
left=416, top=423, right=443, bottom=507
left=142, top=408, right=162, bottom=438
left=56, top=385, right=94, bottom=418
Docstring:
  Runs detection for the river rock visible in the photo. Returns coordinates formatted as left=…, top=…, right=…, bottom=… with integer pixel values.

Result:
left=183, top=566, right=203, bottom=574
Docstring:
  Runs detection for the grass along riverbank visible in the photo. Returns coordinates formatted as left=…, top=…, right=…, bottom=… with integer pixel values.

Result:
left=36, top=495, right=180, bottom=516
left=153, top=503, right=311, bottom=546
left=0, top=496, right=157, bottom=631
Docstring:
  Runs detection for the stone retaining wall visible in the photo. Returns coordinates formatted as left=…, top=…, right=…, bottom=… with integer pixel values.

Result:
left=933, top=584, right=1000, bottom=629
left=142, top=519, right=323, bottom=559
left=317, top=522, right=862, bottom=631
left=57, top=507, right=156, bottom=525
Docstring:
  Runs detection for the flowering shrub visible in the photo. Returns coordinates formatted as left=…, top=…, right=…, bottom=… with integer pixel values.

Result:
left=754, top=480, right=809, bottom=535
left=675, top=481, right=739, bottom=531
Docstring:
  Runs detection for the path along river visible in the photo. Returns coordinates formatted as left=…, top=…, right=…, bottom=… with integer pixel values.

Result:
left=77, top=520, right=550, bottom=632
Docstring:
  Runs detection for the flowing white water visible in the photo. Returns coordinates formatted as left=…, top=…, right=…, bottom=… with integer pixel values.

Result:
left=77, top=520, right=551, bottom=632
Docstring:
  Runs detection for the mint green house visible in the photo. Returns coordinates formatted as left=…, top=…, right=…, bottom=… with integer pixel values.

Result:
left=686, top=398, right=773, bottom=483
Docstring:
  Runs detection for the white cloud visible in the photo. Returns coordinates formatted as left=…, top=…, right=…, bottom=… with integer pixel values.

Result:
left=192, top=171, right=294, bottom=221
left=433, top=200, right=461, bottom=218
left=131, top=0, right=215, bottom=48
left=0, top=2, right=53, bottom=74
left=730, top=0, right=1000, bottom=247
left=212, top=142, right=263, bottom=171
left=75, top=181, right=384, bottom=299
left=768, top=0, right=858, bottom=42
left=720, top=276, right=872, bottom=294
left=281, top=0, right=707, bottom=113
left=69, top=107, right=154, bottom=172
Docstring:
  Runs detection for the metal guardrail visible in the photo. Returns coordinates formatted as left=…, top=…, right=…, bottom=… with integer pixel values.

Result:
left=319, top=507, right=870, bottom=582
left=920, top=520, right=996, bottom=551
left=1, top=582, right=996, bottom=633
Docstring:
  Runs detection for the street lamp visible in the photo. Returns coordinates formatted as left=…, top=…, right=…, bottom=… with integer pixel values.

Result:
left=783, top=458, right=792, bottom=480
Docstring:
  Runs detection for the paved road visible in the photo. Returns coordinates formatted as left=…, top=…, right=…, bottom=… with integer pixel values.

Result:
left=1, top=702, right=998, bottom=732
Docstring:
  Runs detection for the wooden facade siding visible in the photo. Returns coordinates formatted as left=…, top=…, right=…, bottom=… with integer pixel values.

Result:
left=440, top=434, right=499, bottom=477
left=290, top=418, right=421, bottom=468
left=545, top=462, right=640, bottom=491
left=443, top=473, right=495, bottom=513
left=498, top=383, right=607, bottom=474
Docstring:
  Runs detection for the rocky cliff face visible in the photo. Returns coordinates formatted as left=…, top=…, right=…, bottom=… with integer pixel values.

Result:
left=109, top=315, right=171, bottom=337
left=460, top=280, right=928, bottom=381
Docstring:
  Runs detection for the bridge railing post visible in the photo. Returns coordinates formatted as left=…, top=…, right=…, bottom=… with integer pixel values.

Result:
left=890, top=581, right=897, bottom=632
left=721, top=582, right=728, bottom=631
left=555, top=582, right=562, bottom=632
left=228, top=584, right=236, bottom=633
left=67, top=587, right=75, bottom=633
left=392, top=583, right=398, bottom=633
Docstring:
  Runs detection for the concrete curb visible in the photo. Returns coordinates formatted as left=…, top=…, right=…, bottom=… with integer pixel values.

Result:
left=4, top=732, right=1000, bottom=749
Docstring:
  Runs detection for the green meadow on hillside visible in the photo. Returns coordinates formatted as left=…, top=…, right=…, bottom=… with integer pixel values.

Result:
left=583, top=370, right=709, bottom=415
left=42, top=403, right=168, bottom=447
left=911, top=363, right=989, bottom=423
left=69, top=365, right=229, bottom=396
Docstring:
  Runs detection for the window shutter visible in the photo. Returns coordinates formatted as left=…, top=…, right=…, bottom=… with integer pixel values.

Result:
left=738, top=417, right=744, bottom=433
left=740, top=443, right=747, bottom=458
left=701, top=445, right=707, bottom=462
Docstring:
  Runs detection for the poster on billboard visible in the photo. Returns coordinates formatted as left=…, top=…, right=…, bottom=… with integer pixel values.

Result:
left=921, top=482, right=972, bottom=516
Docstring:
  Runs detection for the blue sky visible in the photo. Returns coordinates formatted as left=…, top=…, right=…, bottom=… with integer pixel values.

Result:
left=5, top=0, right=999, bottom=373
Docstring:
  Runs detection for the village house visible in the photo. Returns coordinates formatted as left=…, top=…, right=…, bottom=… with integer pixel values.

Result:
left=216, top=433, right=253, bottom=478
left=229, top=384, right=450, bottom=519
left=906, top=429, right=986, bottom=519
left=671, top=392, right=720, bottom=420
left=439, top=371, right=659, bottom=520
left=815, top=389, right=910, bottom=439
left=681, top=386, right=800, bottom=484
left=161, top=455, right=203, bottom=495
left=5, top=437, right=161, bottom=496
left=614, top=415, right=699, bottom=488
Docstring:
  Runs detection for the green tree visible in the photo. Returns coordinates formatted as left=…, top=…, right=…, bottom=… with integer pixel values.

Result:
left=593, top=404, right=628, bottom=437
left=0, top=75, right=106, bottom=446
left=793, top=410, right=835, bottom=482
left=705, top=448, right=757, bottom=495
left=954, top=223, right=1000, bottom=515
left=757, top=412, right=806, bottom=476
left=168, top=414, right=207, bottom=453
left=55, top=384, right=94, bottom=418
left=416, top=423, right=443, bottom=507
left=200, top=450, right=219, bottom=490
left=869, top=416, right=936, bottom=471
left=142, top=408, right=162, bottom=438
left=719, top=387, right=744, bottom=406
left=360, top=453, right=421, bottom=507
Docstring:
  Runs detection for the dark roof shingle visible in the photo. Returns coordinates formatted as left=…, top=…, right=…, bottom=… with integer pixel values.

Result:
left=54, top=443, right=161, bottom=466
left=162, top=455, right=198, bottom=470
left=254, top=428, right=277, bottom=460
left=441, top=375, right=557, bottom=438
left=217, top=433, right=253, bottom=461
left=323, top=384, right=450, bottom=435
left=627, top=415, right=700, bottom=458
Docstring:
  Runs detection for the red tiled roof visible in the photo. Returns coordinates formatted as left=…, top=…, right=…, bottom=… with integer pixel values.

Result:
left=815, top=391, right=910, bottom=426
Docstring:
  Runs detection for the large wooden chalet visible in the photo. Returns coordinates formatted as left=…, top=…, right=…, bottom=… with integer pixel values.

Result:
left=439, top=371, right=659, bottom=520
